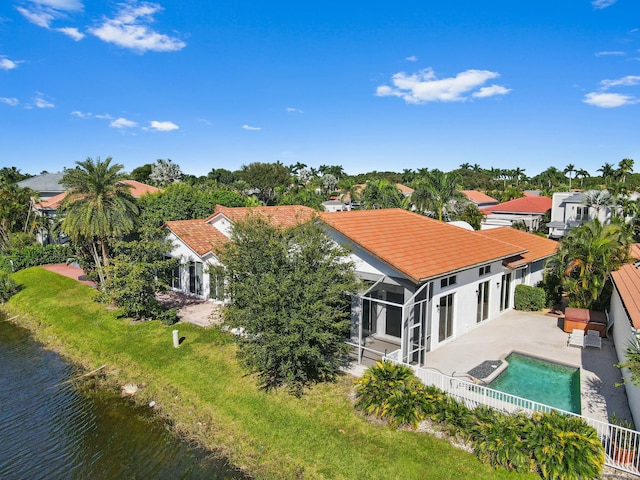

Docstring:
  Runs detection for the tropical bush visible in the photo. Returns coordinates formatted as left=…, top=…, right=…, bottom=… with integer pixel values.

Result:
left=354, top=360, right=426, bottom=429
left=0, top=269, right=18, bottom=302
left=514, top=284, right=546, bottom=311
left=355, top=363, right=605, bottom=479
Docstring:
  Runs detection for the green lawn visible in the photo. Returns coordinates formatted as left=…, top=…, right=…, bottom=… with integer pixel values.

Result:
left=5, top=267, right=535, bottom=480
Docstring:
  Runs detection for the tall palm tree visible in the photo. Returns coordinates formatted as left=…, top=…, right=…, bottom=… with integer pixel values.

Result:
left=60, top=157, right=139, bottom=285
left=411, top=170, right=464, bottom=221
left=564, top=164, right=576, bottom=190
left=617, top=158, right=635, bottom=184
left=575, top=168, right=590, bottom=188
left=597, top=162, right=615, bottom=187
left=546, top=219, right=631, bottom=309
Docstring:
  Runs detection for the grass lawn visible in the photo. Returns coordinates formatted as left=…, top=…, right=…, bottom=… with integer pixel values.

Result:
left=4, top=267, right=535, bottom=480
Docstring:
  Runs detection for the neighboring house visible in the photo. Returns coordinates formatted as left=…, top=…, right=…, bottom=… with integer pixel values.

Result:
left=481, top=195, right=552, bottom=230
left=318, top=208, right=558, bottom=365
left=164, top=205, right=315, bottom=300
left=546, top=190, right=639, bottom=239
left=17, top=172, right=65, bottom=200
left=28, top=177, right=159, bottom=245
left=610, top=244, right=640, bottom=427
left=461, top=190, right=499, bottom=209
left=322, top=200, right=351, bottom=212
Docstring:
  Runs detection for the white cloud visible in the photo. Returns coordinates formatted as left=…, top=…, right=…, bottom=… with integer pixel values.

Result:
left=405, top=55, right=418, bottom=62
left=0, top=57, right=20, bottom=70
left=110, top=117, right=137, bottom=128
left=149, top=120, right=179, bottom=131
left=595, top=51, right=625, bottom=57
left=29, top=93, right=54, bottom=108
left=16, top=6, right=55, bottom=28
left=242, top=124, right=261, bottom=131
left=592, top=0, right=617, bottom=9
left=472, top=85, right=511, bottom=98
left=89, top=2, right=186, bottom=53
left=583, top=92, right=636, bottom=108
left=286, top=107, right=303, bottom=113
left=0, top=97, right=19, bottom=106
left=600, top=75, right=640, bottom=90
left=376, top=67, right=509, bottom=103
left=71, top=110, right=91, bottom=118
left=56, top=26, right=84, bottom=40
left=16, top=0, right=82, bottom=29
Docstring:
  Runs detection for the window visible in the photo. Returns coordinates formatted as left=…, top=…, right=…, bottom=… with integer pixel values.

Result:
left=440, top=275, right=457, bottom=288
left=479, top=265, right=491, bottom=276
left=576, top=206, right=589, bottom=221
left=189, top=261, right=203, bottom=296
left=209, top=266, right=225, bottom=301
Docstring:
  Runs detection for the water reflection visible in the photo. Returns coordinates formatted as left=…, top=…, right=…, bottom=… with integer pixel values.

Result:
left=0, top=320, right=247, bottom=480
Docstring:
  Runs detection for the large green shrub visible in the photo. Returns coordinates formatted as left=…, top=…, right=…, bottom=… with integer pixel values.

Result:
left=514, top=284, right=546, bottom=311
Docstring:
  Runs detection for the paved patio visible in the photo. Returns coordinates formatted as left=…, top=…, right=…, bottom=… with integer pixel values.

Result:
left=420, top=310, right=632, bottom=425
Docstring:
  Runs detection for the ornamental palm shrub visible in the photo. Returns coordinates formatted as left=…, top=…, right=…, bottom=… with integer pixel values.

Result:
left=524, top=411, right=604, bottom=480
left=354, top=361, right=426, bottom=429
left=471, top=412, right=533, bottom=473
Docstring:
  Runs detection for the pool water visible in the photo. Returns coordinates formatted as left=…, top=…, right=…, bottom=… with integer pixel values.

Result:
left=488, top=353, right=581, bottom=414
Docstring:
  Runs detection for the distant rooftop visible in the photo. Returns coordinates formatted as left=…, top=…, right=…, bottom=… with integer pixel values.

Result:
left=17, top=172, right=65, bottom=194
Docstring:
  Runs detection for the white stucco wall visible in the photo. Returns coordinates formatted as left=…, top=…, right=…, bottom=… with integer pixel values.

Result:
left=165, top=232, right=221, bottom=299
left=611, top=288, right=640, bottom=427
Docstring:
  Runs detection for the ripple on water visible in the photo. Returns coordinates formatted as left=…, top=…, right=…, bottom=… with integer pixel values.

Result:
left=0, top=321, right=248, bottom=480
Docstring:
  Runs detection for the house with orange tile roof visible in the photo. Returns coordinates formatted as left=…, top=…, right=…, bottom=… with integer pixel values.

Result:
left=29, top=178, right=159, bottom=246
left=461, top=190, right=499, bottom=208
left=164, top=205, right=315, bottom=299
left=318, top=208, right=558, bottom=364
left=481, top=195, right=552, bottom=230
left=610, top=244, right=640, bottom=426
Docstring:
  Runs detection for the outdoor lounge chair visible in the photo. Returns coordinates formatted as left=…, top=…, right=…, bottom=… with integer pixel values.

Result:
left=584, top=330, right=602, bottom=349
left=568, top=329, right=584, bottom=348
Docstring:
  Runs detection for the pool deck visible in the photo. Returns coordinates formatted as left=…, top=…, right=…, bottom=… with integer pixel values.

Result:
left=420, top=309, right=632, bottom=425
left=347, top=309, right=634, bottom=426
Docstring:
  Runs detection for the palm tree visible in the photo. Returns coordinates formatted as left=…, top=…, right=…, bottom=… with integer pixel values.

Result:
left=411, top=170, right=464, bottom=221
left=564, top=164, right=576, bottom=190
left=512, top=167, right=526, bottom=186
left=582, top=190, right=613, bottom=220
left=617, top=158, right=635, bottom=184
left=60, top=157, right=139, bottom=285
left=597, top=162, right=615, bottom=187
left=360, top=180, right=404, bottom=209
left=546, top=219, right=631, bottom=309
left=459, top=162, right=471, bottom=170
left=575, top=168, right=590, bottom=188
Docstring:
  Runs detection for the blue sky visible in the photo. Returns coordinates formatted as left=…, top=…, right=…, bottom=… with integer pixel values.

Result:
left=1, top=0, right=639, bottom=178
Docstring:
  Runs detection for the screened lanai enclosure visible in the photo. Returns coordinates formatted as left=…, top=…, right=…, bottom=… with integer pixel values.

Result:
left=350, top=275, right=433, bottom=367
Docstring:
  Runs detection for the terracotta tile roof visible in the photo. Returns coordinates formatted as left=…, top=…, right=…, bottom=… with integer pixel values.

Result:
left=34, top=191, right=67, bottom=209
left=121, top=180, right=160, bottom=197
left=611, top=244, right=640, bottom=329
left=461, top=190, right=498, bottom=204
left=207, top=205, right=316, bottom=227
left=319, top=208, right=525, bottom=284
left=475, top=227, right=559, bottom=268
left=481, top=195, right=552, bottom=214
left=165, top=220, right=229, bottom=256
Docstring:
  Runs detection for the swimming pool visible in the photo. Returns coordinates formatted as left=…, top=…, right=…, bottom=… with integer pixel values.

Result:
left=488, top=352, right=581, bottom=414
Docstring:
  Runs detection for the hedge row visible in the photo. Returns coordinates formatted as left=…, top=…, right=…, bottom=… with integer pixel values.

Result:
left=0, top=244, right=73, bottom=272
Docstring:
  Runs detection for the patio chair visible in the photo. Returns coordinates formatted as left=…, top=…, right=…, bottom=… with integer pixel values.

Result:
left=567, top=329, right=584, bottom=348
left=584, top=330, right=602, bottom=349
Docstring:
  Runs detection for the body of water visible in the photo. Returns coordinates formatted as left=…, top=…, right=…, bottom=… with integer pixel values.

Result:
left=0, top=319, right=247, bottom=479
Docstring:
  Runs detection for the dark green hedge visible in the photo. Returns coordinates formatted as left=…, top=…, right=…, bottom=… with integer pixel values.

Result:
left=514, top=284, right=546, bottom=311
left=0, top=244, right=73, bottom=272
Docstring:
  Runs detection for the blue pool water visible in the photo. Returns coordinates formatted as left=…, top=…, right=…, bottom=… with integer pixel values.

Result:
left=488, top=353, right=581, bottom=414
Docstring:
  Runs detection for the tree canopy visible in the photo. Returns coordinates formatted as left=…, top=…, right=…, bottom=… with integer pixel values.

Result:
left=219, top=215, right=361, bottom=396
